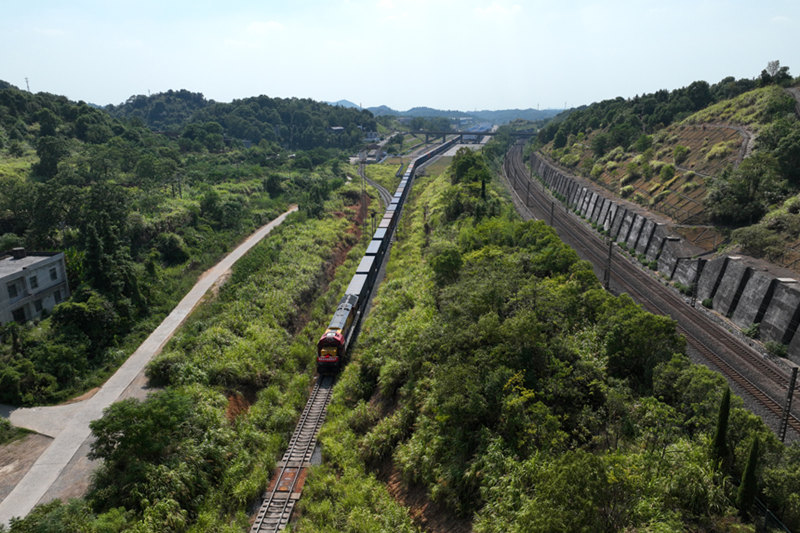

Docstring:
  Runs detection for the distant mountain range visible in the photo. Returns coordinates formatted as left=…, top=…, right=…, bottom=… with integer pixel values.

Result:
left=326, top=100, right=561, bottom=125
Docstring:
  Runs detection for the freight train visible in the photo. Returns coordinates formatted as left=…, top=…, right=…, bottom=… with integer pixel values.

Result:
left=316, top=138, right=457, bottom=373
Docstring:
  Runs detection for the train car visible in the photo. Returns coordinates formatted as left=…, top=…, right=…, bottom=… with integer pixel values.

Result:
left=317, top=274, right=370, bottom=373
left=356, top=255, right=378, bottom=289
left=365, top=239, right=385, bottom=259
left=316, top=138, right=457, bottom=374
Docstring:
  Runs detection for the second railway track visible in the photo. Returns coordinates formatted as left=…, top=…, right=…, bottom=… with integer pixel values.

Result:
left=503, top=144, right=800, bottom=440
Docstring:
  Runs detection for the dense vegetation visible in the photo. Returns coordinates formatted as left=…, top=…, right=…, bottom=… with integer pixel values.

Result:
left=106, top=90, right=376, bottom=150
left=2, top=177, right=375, bottom=532
left=0, top=82, right=355, bottom=405
left=293, top=146, right=800, bottom=531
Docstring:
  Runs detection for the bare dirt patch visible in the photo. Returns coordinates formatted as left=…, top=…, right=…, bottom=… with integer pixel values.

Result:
left=209, top=269, right=233, bottom=299
left=0, top=434, right=52, bottom=503
left=63, top=387, right=100, bottom=405
left=383, top=466, right=473, bottom=533
left=225, top=392, right=251, bottom=421
left=674, top=225, right=727, bottom=252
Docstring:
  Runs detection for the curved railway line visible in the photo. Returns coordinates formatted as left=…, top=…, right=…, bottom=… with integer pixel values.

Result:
left=503, top=144, right=800, bottom=439
left=249, top=138, right=458, bottom=532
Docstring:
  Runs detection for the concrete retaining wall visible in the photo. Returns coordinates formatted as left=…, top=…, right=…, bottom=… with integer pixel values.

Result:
left=530, top=152, right=800, bottom=363
left=730, top=271, right=776, bottom=330
left=761, top=280, right=800, bottom=346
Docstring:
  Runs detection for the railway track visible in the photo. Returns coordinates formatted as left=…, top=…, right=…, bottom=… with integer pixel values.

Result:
left=503, top=144, right=800, bottom=439
left=250, top=140, right=457, bottom=531
left=250, top=375, right=335, bottom=533
left=364, top=174, right=393, bottom=208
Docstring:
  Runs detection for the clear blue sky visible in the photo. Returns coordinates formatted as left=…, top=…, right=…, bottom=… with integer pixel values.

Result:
left=1, top=0, right=798, bottom=111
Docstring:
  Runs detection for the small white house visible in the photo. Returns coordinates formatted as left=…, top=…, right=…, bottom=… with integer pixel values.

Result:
left=0, top=248, right=70, bottom=324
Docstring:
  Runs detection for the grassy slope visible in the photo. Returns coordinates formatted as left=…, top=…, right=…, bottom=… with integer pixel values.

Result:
left=541, top=86, right=795, bottom=249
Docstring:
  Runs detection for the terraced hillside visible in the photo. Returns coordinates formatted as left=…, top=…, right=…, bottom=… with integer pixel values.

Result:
left=537, top=83, right=799, bottom=258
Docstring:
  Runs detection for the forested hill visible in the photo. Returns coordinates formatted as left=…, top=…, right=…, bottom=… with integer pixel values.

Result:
left=533, top=63, right=800, bottom=269
left=105, top=90, right=377, bottom=150
left=367, top=104, right=561, bottom=124
left=0, top=80, right=352, bottom=406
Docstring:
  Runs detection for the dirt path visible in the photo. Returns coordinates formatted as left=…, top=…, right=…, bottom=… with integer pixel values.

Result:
left=0, top=206, right=297, bottom=526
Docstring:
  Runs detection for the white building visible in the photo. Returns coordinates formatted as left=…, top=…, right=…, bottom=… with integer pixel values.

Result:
left=0, top=249, right=70, bottom=324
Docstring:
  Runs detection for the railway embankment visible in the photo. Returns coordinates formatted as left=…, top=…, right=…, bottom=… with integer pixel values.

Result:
left=531, top=152, right=800, bottom=364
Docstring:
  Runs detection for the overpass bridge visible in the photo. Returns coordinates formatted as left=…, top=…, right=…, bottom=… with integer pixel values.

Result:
left=410, top=130, right=536, bottom=143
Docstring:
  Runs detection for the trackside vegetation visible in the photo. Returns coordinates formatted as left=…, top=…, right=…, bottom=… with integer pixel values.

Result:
left=2, top=179, right=376, bottom=531
left=292, top=145, right=800, bottom=531
left=0, top=82, right=356, bottom=406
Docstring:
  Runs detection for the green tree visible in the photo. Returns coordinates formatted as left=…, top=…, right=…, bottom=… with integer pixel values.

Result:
left=429, top=245, right=462, bottom=286
left=35, top=108, right=59, bottom=137
left=706, top=153, right=785, bottom=225
left=736, top=435, right=759, bottom=518
left=602, top=295, right=684, bottom=393
left=33, top=135, right=68, bottom=179
left=51, top=289, right=119, bottom=358
left=88, top=388, right=230, bottom=514
left=711, top=386, right=730, bottom=468
left=591, top=133, right=611, bottom=157
left=633, top=134, right=652, bottom=153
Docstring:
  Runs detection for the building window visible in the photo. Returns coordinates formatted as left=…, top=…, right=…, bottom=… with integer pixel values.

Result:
left=34, top=299, right=43, bottom=313
left=54, top=289, right=62, bottom=304
left=11, top=307, right=26, bottom=323
left=30, top=275, right=38, bottom=289
left=50, top=267, right=58, bottom=281
left=7, top=282, right=18, bottom=299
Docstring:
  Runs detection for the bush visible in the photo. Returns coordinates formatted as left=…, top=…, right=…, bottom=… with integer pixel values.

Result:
left=659, top=164, right=676, bottom=182
left=743, top=323, right=760, bottom=339
left=156, top=232, right=190, bottom=265
left=673, top=282, right=692, bottom=296
left=0, top=418, right=16, bottom=444
left=620, top=185, right=634, bottom=198
left=732, top=225, right=784, bottom=260
left=650, top=190, right=671, bottom=206
left=765, top=341, right=788, bottom=358
left=702, top=298, right=713, bottom=308
left=560, top=153, right=581, bottom=168
left=673, top=145, right=690, bottom=165
left=0, top=233, right=23, bottom=251
left=429, top=245, right=462, bottom=286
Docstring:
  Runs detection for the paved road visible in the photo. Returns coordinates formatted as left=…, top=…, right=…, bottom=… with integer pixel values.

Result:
left=0, top=206, right=298, bottom=526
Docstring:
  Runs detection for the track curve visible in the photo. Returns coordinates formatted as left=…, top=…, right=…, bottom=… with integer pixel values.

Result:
left=503, top=144, right=800, bottom=440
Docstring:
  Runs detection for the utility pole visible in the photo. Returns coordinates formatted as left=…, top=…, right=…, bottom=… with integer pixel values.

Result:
left=604, top=238, right=613, bottom=290
left=690, top=259, right=704, bottom=308
left=359, top=152, right=367, bottom=232
left=529, top=151, right=533, bottom=184
left=525, top=179, right=530, bottom=208
left=24, top=77, right=30, bottom=92
left=779, top=367, right=797, bottom=443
